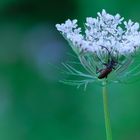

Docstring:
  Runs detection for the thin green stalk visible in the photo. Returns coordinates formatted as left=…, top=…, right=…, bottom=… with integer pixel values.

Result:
left=102, top=80, right=112, bottom=140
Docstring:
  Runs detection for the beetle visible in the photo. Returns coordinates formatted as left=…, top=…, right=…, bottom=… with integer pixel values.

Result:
left=96, top=46, right=118, bottom=79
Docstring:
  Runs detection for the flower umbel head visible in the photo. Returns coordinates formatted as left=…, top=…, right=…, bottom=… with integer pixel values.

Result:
left=56, top=10, right=140, bottom=88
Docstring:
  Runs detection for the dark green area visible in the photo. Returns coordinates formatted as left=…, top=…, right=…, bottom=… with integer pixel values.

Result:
left=0, top=0, right=140, bottom=140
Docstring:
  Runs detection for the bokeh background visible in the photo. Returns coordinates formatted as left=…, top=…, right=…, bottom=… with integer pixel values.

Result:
left=1, top=0, right=140, bottom=140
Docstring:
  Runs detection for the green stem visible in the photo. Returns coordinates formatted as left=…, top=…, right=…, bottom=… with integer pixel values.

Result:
left=102, top=80, right=112, bottom=140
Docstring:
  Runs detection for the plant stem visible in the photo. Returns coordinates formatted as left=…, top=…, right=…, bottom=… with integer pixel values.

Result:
left=102, top=80, right=112, bottom=140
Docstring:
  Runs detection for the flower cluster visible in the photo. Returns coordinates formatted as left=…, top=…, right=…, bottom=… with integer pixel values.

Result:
left=56, top=10, right=140, bottom=86
left=56, top=9, right=140, bottom=56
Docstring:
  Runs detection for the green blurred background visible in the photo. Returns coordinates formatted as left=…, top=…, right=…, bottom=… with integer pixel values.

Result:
left=1, top=0, right=140, bottom=140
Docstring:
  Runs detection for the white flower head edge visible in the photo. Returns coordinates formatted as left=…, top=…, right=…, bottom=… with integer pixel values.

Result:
left=56, top=9, right=140, bottom=56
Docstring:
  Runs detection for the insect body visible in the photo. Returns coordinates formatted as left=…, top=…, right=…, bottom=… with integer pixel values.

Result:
left=98, top=59, right=117, bottom=79
left=96, top=46, right=118, bottom=79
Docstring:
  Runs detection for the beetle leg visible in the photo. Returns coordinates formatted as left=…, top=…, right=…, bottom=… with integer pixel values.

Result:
left=95, top=53, right=106, bottom=65
left=103, top=63, right=108, bottom=66
left=96, top=66, right=99, bottom=73
left=96, top=66, right=102, bottom=74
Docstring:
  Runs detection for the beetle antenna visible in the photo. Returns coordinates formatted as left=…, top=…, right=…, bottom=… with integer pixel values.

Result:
left=100, top=45, right=111, bottom=55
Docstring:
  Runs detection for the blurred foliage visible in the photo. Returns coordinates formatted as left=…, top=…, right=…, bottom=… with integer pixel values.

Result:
left=0, top=0, right=140, bottom=140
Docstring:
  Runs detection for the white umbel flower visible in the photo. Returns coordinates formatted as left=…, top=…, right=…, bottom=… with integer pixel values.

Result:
left=56, top=10, right=140, bottom=56
left=56, top=10, right=140, bottom=86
